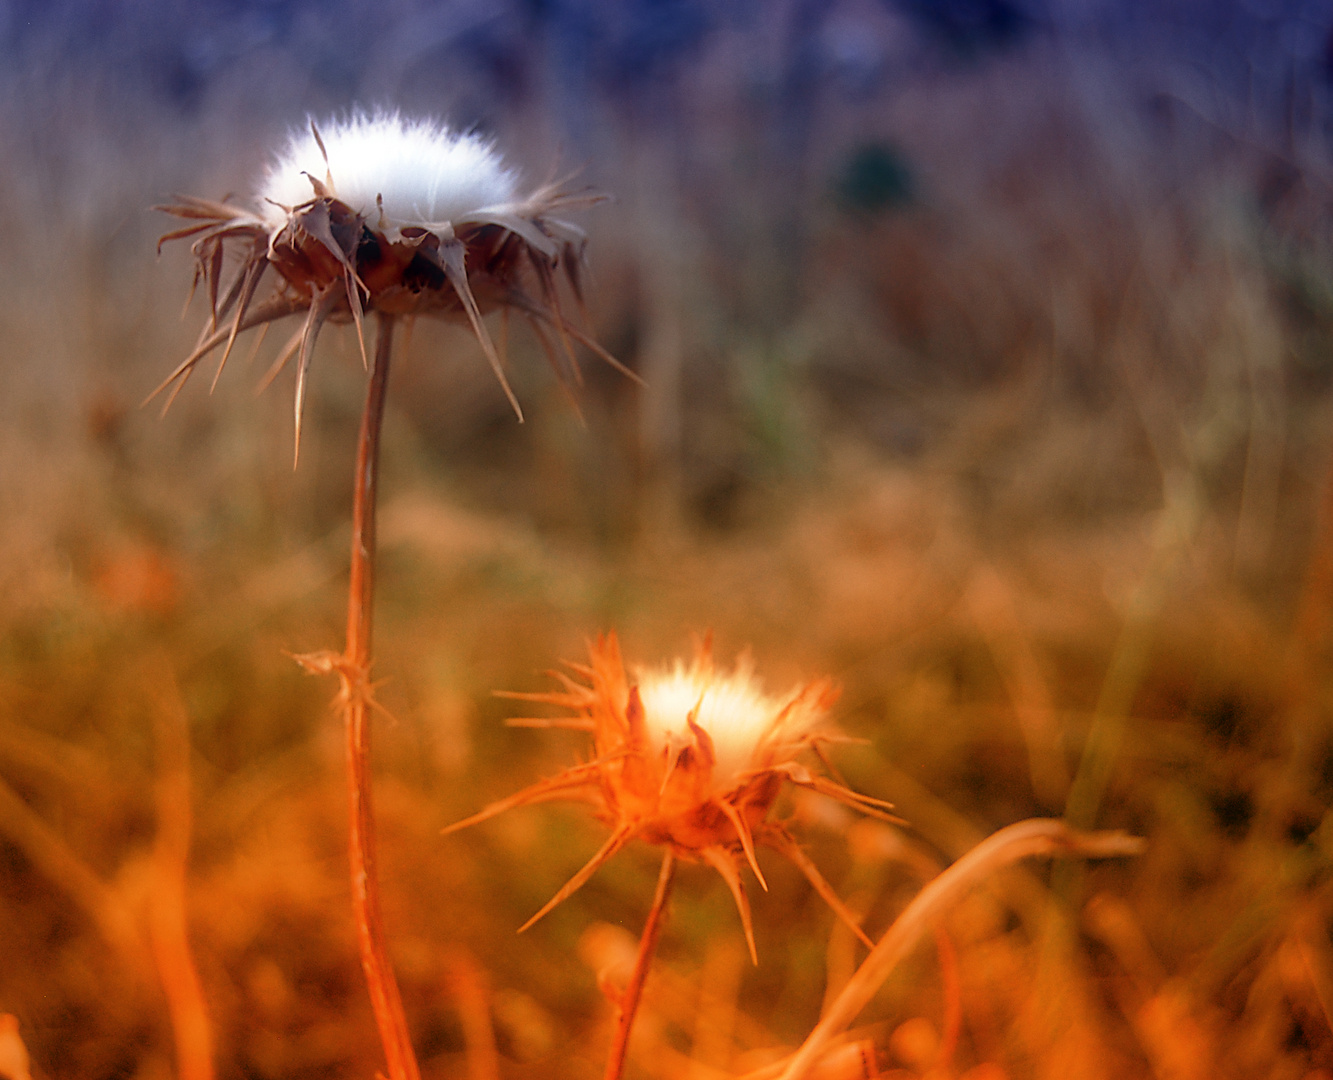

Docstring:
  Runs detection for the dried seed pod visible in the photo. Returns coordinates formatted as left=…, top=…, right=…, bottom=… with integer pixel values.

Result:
left=153, top=112, right=634, bottom=461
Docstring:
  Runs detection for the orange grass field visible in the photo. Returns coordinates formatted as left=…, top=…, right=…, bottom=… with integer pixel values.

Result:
left=2, top=3, right=1333, bottom=1078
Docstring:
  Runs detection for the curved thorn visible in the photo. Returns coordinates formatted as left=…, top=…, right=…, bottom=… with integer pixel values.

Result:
left=656, top=750, right=681, bottom=798
left=562, top=240, right=592, bottom=327
left=255, top=325, right=306, bottom=397
left=440, top=240, right=524, bottom=421
left=525, top=315, right=568, bottom=382
left=160, top=371, right=192, bottom=417
left=802, top=775, right=904, bottom=824
left=506, top=289, right=644, bottom=387
left=156, top=221, right=226, bottom=252
left=243, top=319, right=272, bottom=369
left=206, top=241, right=225, bottom=329
left=529, top=250, right=582, bottom=384
left=766, top=763, right=903, bottom=824
left=517, top=824, right=634, bottom=934
left=212, top=255, right=268, bottom=392
left=524, top=316, right=586, bottom=421
left=292, top=286, right=340, bottom=469
left=493, top=687, right=588, bottom=709
left=440, top=760, right=610, bottom=836
left=345, top=267, right=368, bottom=370
left=143, top=294, right=303, bottom=410
left=717, top=799, right=767, bottom=891
left=701, top=847, right=758, bottom=965
left=181, top=264, right=201, bottom=319
left=766, top=828, right=873, bottom=951
left=456, top=210, right=559, bottom=260
left=808, top=740, right=851, bottom=789
left=560, top=320, right=642, bottom=386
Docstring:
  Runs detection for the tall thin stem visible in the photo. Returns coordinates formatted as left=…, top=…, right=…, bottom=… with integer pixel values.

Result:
left=604, top=850, right=676, bottom=1080
left=345, top=313, right=421, bottom=1080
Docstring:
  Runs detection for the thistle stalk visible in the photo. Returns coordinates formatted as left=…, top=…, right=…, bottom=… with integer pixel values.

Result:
left=604, top=850, right=676, bottom=1080
left=344, top=314, right=420, bottom=1080
left=154, top=111, right=624, bottom=1080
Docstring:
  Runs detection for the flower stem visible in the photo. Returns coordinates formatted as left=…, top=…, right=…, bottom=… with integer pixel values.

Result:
left=345, top=313, right=421, bottom=1080
left=604, top=850, right=676, bottom=1080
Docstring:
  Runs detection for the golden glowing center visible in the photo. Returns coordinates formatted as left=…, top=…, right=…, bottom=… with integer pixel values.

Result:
left=637, top=664, right=812, bottom=786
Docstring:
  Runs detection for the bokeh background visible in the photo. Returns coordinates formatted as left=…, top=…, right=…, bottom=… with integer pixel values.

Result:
left=4, top=1, right=1333, bottom=1077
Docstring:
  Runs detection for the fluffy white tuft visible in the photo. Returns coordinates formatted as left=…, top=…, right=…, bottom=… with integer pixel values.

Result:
left=258, top=112, right=519, bottom=233
left=638, top=663, right=817, bottom=788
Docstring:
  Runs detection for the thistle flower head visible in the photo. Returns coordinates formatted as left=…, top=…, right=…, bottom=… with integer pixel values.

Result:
left=636, top=654, right=825, bottom=790
left=445, top=634, right=899, bottom=963
left=257, top=115, right=519, bottom=235
left=152, top=110, right=633, bottom=462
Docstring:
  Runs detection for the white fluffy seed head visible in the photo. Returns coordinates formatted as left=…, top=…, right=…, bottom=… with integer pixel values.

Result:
left=637, top=662, right=819, bottom=787
left=257, top=112, right=520, bottom=234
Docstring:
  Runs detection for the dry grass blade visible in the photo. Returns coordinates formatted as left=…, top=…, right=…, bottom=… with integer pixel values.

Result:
left=776, top=819, right=1145, bottom=1080
left=0, top=1016, right=32, bottom=1080
left=737, top=1040, right=879, bottom=1080
left=445, top=951, right=501, bottom=1080
left=0, top=770, right=144, bottom=972
left=147, top=662, right=215, bottom=1080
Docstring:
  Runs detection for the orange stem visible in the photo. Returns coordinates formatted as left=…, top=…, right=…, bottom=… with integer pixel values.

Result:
left=604, top=850, right=676, bottom=1080
left=345, top=313, right=420, bottom=1080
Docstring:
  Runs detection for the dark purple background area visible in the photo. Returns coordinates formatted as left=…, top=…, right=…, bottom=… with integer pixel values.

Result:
left=4, top=2, right=1330, bottom=161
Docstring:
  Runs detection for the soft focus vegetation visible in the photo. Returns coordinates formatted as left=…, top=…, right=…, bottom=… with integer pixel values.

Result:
left=3, top=2, right=1333, bottom=1078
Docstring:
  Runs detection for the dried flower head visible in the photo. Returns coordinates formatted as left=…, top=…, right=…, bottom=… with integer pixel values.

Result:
left=153, top=111, right=631, bottom=459
left=445, top=634, right=899, bottom=962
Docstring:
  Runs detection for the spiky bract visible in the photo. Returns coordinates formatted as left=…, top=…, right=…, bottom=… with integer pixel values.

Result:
left=153, top=111, right=632, bottom=460
left=445, top=634, right=899, bottom=963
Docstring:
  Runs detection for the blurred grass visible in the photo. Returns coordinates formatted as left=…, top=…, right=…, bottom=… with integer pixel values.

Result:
left=3, top=4, right=1333, bottom=1079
